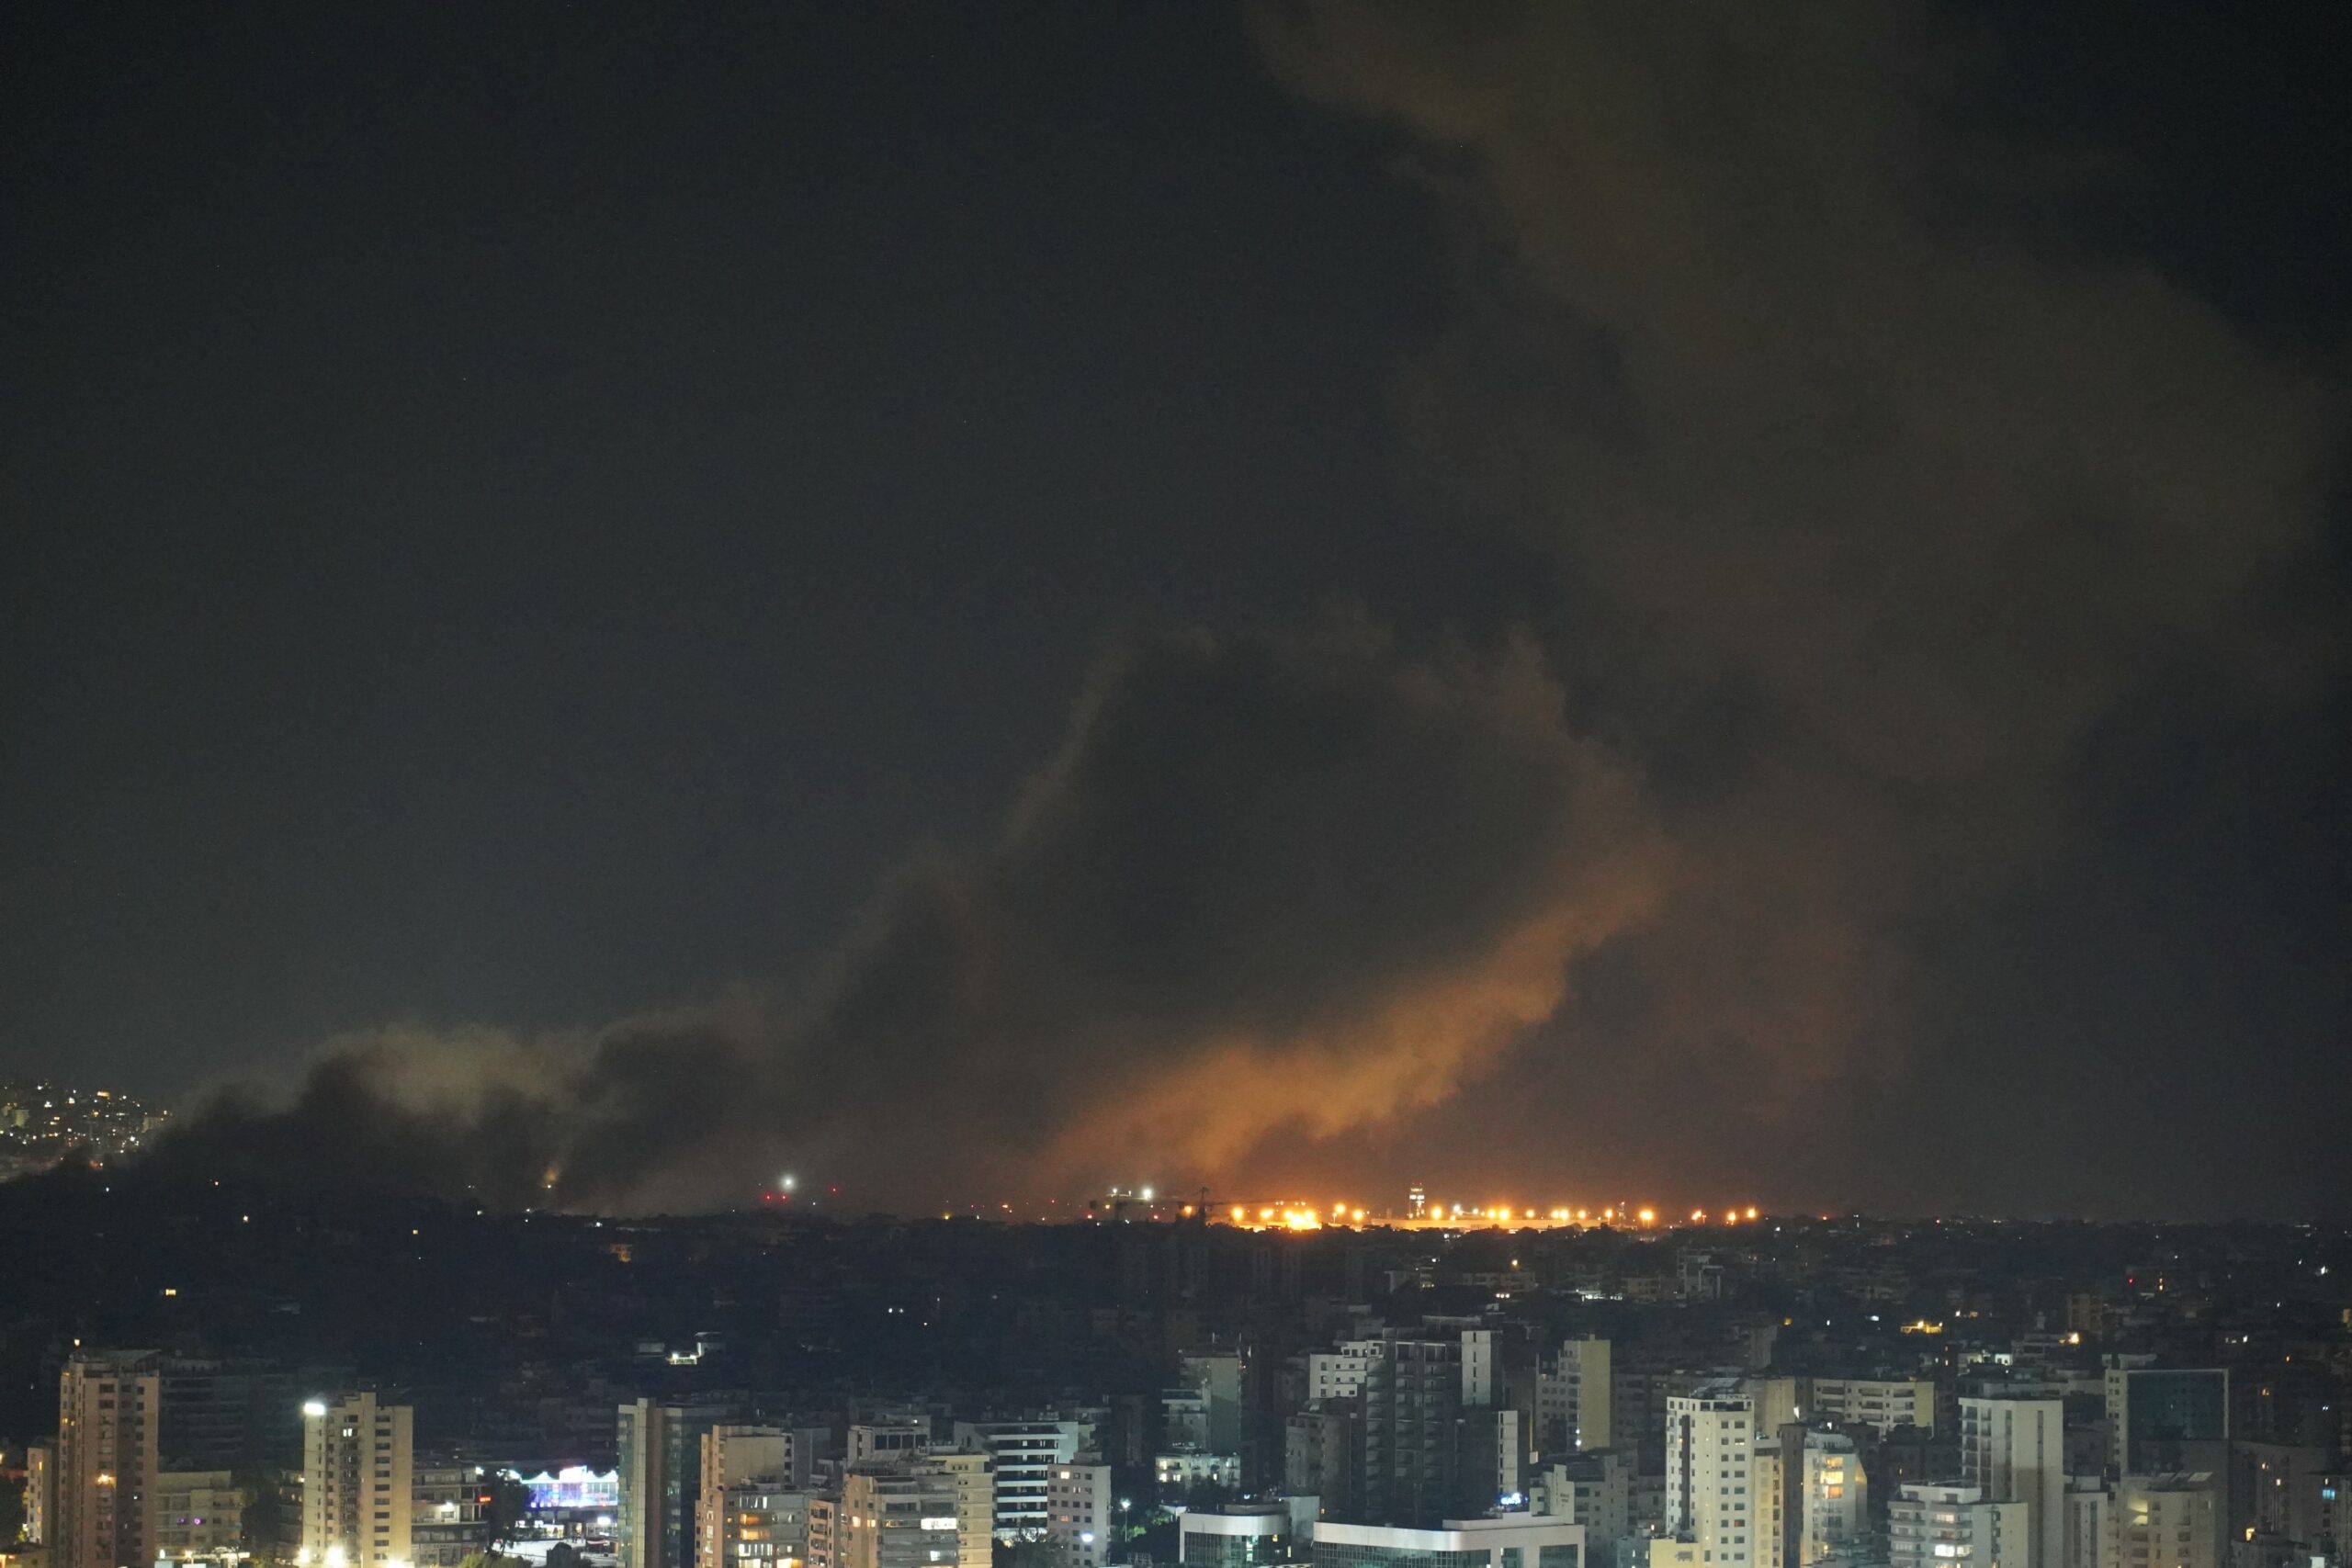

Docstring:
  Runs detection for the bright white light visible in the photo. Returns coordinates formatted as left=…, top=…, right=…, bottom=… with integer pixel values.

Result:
left=302, top=1401, right=328, bottom=1417
left=779, top=1173, right=797, bottom=1190
left=1138, top=1187, right=1153, bottom=1201
left=325, top=1548, right=348, bottom=1568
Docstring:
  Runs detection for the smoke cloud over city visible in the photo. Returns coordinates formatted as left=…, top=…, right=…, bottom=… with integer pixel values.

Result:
left=157, top=620, right=1660, bottom=1212
left=115, top=3, right=2346, bottom=1218
left=1250, top=0, right=2342, bottom=1210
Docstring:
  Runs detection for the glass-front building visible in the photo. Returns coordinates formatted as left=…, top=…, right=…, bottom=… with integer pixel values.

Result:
left=2120, top=1371, right=2227, bottom=1472
left=1181, top=1510, right=1295, bottom=1568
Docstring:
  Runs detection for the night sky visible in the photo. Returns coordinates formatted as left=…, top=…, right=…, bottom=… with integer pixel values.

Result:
left=4, top=3, right=2346, bottom=1219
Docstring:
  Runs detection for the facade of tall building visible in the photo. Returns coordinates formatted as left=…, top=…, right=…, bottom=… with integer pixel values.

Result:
left=699, top=1429, right=799, bottom=1568
left=1806, top=1381, right=1936, bottom=1438
left=616, top=1401, right=667, bottom=1568
left=1538, top=1341, right=1612, bottom=1454
left=1177, top=1506, right=1299, bottom=1568
left=1536, top=1449, right=1630, bottom=1568
left=1665, top=1385, right=1754, bottom=1568
left=1959, top=1398, right=2064, bottom=1568
left=1286, top=1402, right=1361, bottom=1521
left=411, top=1463, right=489, bottom=1568
left=1154, top=1451, right=1242, bottom=1494
left=1357, top=1337, right=1477, bottom=1528
left=24, top=1443, right=56, bottom=1550
left=1460, top=1410, right=1521, bottom=1515
left=1747, top=1429, right=1865, bottom=1568
left=618, top=1398, right=743, bottom=1568
left=299, top=1393, right=413, bottom=1568
left=702, top=1484, right=812, bottom=1568
left=1460, top=1334, right=1497, bottom=1411
left=822, top=1464, right=967, bottom=1568
left=924, top=1450, right=992, bottom=1568
left=1892, top=1484, right=2028, bottom=1568
left=56, top=1350, right=162, bottom=1568
left=1754, top=1438, right=1787, bottom=1568
left=2232, top=1441, right=2333, bottom=1547
left=1794, top=1432, right=1864, bottom=1565
left=1163, top=1386, right=1211, bottom=1453
left=1307, top=1351, right=1374, bottom=1405
left=1043, top=1463, right=1112, bottom=1568
left=2069, top=1476, right=2211, bottom=1568
left=2101, top=1373, right=2226, bottom=1478
left=154, top=1470, right=249, bottom=1562
left=1748, top=1380, right=1933, bottom=1440
left=1749, top=1384, right=1803, bottom=1440
left=2065, top=1481, right=2111, bottom=1568
left=160, top=1359, right=302, bottom=1475
left=1179, top=1353, right=1247, bottom=1457
left=949, top=1422, right=1084, bottom=1541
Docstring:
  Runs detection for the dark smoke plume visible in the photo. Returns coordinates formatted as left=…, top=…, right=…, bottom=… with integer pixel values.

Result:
left=151, top=3, right=2343, bottom=1218
left=1251, top=0, right=2341, bottom=1211
left=153, top=618, right=1659, bottom=1213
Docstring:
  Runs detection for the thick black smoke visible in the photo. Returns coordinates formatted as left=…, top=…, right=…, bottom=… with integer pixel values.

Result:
left=1253, top=0, right=2343, bottom=1212
left=154, top=619, right=1658, bottom=1213
left=152, top=5, right=2345, bottom=1219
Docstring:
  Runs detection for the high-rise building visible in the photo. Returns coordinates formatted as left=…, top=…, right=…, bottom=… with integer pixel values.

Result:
left=299, top=1393, right=413, bottom=1568
left=617, top=1402, right=668, bottom=1568
left=1793, top=1432, right=1863, bottom=1565
left=1459, top=1410, right=1521, bottom=1515
left=819, top=1464, right=967, bottom=1568
left=160, top=1359, right=302, bottom=1475
left=1285, top=1403, right=1361, bottom=1521
left=1154, top=1451, right=1242, bottom=1495
left=56, top=1350, right=162, bottom=1568
left=847, top=1428, right=932, bottom=1469
left=154, top=1471, right=249, bottom=1562
left=701, top=1484, right=811, bottom=1568
left=1180, top=1354, right=1247, bottom=1457
left=1355, top=1336, right=1507, bottom=1527
left=1537, top=1340, right=1611, bottom=1454
left=1535, top=1449, right=1630, bottom=1568
left=1043, top=1464, right=1112, bottom=1568
left=2069, top=1476, right=2211, bottom=1568
left=948, top=1422, right=1085, bottom=1542
left=1307, top=1352, right=1375, bottom=1406
left=25, top=1443, right=56, bottom=1550
left=2232, top=1441, right=2333, bottom=1548
left=1460, top=1335, right=1497, bottom=1412
left=1807, top=1380, right=1936, bottom=1438
left=2100, top=1372, right=2225, bottom=1478
left=411, top=1463, right=489, bottom=1568
left=700, top=1429, right=800, bottom=1568
left=1664, top=1384, right=1754, bottom=1568
left=1891, top=1484, right=2029, bottom=1568
left=1747, top=1380, right=1933, bottom=1442
left=618, top=1398, right=746, bottom=1568
left=1959, top=1397, right=2064, bottom=1568
left=1754, top=1428, right=1865, bottom=1568
left=925, top=1450, right=992, bottom=1568
left=1178, top=1505, right=1306, bottom=1568
left=1753, top=1439, right=1785, bottom=1568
